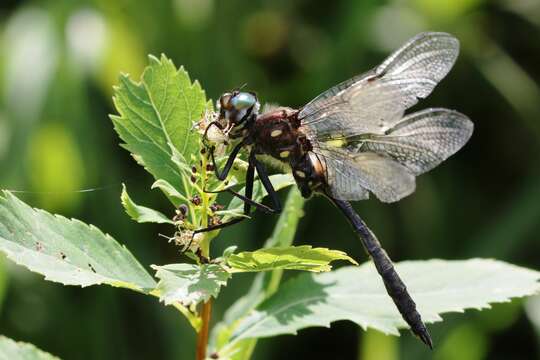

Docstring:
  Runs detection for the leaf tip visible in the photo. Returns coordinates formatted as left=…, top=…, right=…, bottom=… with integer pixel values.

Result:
left=148, top=54, right=161, bottom=65
left=118, top=72, right=132, bottom=83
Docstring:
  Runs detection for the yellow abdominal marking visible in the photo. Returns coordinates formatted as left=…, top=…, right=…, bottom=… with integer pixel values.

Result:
left=325, top=139, right=347, bottom=148
left=295, top=170, right=306, bottom=178
left=271, top=129, right=283, bottom=137
left=279, top=151, right=290, bottom=158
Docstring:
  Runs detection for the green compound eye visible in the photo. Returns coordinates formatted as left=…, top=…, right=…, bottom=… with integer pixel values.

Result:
left=230, top=92, right=256, bottom=110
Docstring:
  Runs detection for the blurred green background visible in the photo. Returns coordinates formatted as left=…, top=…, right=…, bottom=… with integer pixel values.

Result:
left=1, top=0, right=540, bottom=359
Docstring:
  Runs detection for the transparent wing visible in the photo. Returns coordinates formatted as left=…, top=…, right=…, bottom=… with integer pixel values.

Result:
left=315, top=148, right=416, bottom=203
left=338, top=108, right=474, bottom=175
left=314, top=109, right=472, bottom=202
left=299, top=32, right=460, bottom=139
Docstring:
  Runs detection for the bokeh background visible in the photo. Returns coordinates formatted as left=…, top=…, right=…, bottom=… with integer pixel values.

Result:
left=1, top=0, right=540, bottom=359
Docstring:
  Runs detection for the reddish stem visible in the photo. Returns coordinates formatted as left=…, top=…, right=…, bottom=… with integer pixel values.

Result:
left=196, top=299, right=212, bottom=360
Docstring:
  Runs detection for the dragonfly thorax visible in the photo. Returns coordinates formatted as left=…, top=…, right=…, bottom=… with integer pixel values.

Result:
left=251, top=107, right=305, bottom=160
left=249, top=107, right=327, bottom=198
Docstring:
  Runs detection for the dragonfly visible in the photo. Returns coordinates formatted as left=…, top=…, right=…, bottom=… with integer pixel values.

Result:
left=198, top=32, right=473, bottom=348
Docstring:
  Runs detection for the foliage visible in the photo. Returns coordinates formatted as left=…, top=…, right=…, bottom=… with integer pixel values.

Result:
left=0, top=336, right=60, bottom=360
left=111, top=55, right=207, bottom=195
left=210, top=188, right=308, bottom=359
left=121, top=184, right=174, bottom=224
left=152, top=263, right=231, bottom=307
left=0, top=55, right=539, bottom=360
left=0, top=190, right=155, bottom=292
left=225, top=259, right=540, bottom=345
left=227, top=245, right=358, bottom=272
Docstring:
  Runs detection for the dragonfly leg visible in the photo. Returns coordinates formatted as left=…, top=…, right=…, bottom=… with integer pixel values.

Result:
left=328, top=196, right=433, bottom=349
left=193, top=150, right=282, bottom=236
left=193, top=152, right=284, bottom=247
left=211, top=140, right=245, bottom=181
left=253, top=157, right=282, bottom=214
left=203, top=184, right=278, bottom=214
left=193, top=150, right=258, bottom=235
left=193, top=158, right=254, bottom=235
left=220, top=187, right=278, bottom=214
left=202, top=120, right=223, bottom=143
left=204, top=151, right=278, bottom=214
left=225, top=152, right=281, bottom=214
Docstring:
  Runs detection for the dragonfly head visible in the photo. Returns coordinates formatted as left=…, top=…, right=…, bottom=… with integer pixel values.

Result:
left=218, top=91, right=260, bottom=128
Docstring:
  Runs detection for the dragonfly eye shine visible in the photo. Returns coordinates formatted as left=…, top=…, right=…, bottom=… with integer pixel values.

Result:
left=230, top=92, right=257, bottom=110
left=217, top=91, right=260, bottom=127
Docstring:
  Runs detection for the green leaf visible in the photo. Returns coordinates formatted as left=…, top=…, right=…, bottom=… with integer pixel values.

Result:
left=111, top=54, right=207, bottom=192
left=121, top=184, right=174, bottom=224
left=224, top=259, right=540, bottom=348
left=222, top=246, right=238, bottom=260
left=263, top=187, right=305, bottom=250
left=152, top=263, right=231, bottom=306
left=227, top=245, right=357, bottom=273
left=151, top=179, right=188, bottom=204
left=210, top=188, right=305, bottom=358
left=223, top=188, right=305, bottom=320
left=0, top=336, right=60, bottom=360
left=0, top=191, right=156, bottom=292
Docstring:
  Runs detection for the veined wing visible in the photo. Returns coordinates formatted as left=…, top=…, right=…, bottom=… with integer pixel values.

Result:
left=313, top=109, right=473, bottom=202
left=335, top=108, right=473, bottom=175
left=315, top=148, right=416, bottom=202
left=299, top=32, right=460, bottom=139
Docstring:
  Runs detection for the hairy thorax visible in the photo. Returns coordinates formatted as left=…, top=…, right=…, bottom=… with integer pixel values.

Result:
left=250, top=107, right=326, bottom=197
left=251, top=107, right=307, bottom=161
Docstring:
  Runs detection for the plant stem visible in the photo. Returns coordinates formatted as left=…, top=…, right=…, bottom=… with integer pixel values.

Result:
left=196, top=299, right=212, bottom=360
left=199, top=146, right=212, bottom=257
left=265, top=267, right=283, bottom=297
left=195, top=147, right=214, bottom=359
left=265, top=188, right=305, bottom=298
